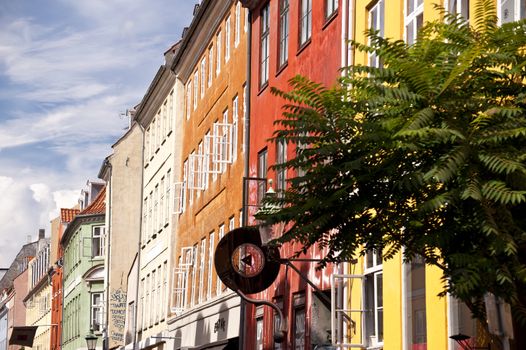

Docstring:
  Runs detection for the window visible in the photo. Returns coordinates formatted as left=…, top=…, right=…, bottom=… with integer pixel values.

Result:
left=499, top=0, right=525, bottom=23
left=217, top=224, right=225, bottom=294
left=369, top=0, right=384, bottom=68
left=91, top=292, right=104, bottom=332
left=201, top=58, right=206, bottom=97
left=225, top=16, right=231, bottom=62
left=257, top=148, right=268, bottom=204
left=448, top=297, right=479, bottom=349
left=299, top=0, right=312, bottom=46
left=154, top=185, right=159, bottom=233
left=157, top=266, right=162, bottom=322
left=404, top=256, right=427, bottom=349
left=208, top=46, right=214, bottom=87
left=165, top=169, right=171, bottom=222
left=162, top=261, right=167, bottom=321
left=276, top=139, right=287, bottom=194
left=256, top=306, right=264, bottom=350
left=186, top=80, right=192, bottom=119
left=160, top=178, right=165, bottom=228
left=293, top=294, right=306, bottom=350
left=279, top=0, right=290, bottom=68
left=235, top=1, right=241, bottom=47
left=92, top=226, right=105, bottom=258
left=365, top=250, right=383, bottom=347
left=326, top=0, right=339, bottom=18
left=207, top=232, right=215, bottom=298
left=232, top=95, right=239, bottom=161
left=193, top=71, right=199, bottom=109
left=229, top=216, right=235, bottom=231
left=168, top=90, right=174, bottom=133
left=405, top=0, right=424, bottom=44
left=199, top=238, right=206, bottom=303
left=216, top=30, right=222, bottom=75
left=260, top=3, right=270, bottom=87
left=448, top=0, right=469, bottom=20
left=191, top=244, right=198, bottom=306
left=273, top=298, right=284, bottom=350
left=152, top=270, right=157, bottom=323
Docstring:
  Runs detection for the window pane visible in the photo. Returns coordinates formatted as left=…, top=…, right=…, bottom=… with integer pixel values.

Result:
left=294, top=307, right=306, bottom=349
left=405, top=258, right=427, bottom=348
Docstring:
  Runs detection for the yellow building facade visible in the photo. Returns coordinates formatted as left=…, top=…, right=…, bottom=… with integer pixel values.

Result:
left=334, top=0, right=520, bottom=349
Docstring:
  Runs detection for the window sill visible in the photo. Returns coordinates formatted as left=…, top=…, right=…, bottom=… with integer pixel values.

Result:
left=323, top=11, right=338, bottom=29
left=276, top=62, right=288, bottom=77
left=297, top=39, right=311, bottom=56
left=257, top=82, right=269, bottom=96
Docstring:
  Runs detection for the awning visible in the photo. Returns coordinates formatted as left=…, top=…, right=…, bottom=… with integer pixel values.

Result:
left=9, top=326, right=38, bottom=347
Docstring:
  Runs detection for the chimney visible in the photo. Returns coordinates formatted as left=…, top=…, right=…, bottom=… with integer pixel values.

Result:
left=38, top=229, right=45, bottom=239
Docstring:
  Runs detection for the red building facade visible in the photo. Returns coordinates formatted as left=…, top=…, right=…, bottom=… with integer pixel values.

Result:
left=241, top=0, right=342, bottom=348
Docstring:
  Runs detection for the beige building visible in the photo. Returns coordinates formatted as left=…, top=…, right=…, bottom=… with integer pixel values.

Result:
left=99, top=117, right=143, bottom=349
left=132, top=43, right=182, bottom=350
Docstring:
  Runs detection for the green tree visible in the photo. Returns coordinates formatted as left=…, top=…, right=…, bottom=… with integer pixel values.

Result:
left=259, top=0, right=526, bottom=345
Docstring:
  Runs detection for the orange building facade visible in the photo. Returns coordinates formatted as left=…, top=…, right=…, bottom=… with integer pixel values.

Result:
left=166, top=1, right=250, bottom=349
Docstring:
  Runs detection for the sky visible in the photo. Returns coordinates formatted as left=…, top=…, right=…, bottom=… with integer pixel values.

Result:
left=0, top=0, right=195, bottom=266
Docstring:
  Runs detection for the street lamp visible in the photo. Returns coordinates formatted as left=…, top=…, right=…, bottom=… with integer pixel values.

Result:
left=85, top=329, right=98, bottom=350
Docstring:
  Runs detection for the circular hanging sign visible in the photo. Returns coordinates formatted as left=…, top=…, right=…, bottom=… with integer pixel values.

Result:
left=215, top=226, right=280, bottom=294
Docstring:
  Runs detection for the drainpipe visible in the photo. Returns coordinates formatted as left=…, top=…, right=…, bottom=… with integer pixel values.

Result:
left=240, top=8, right=252, bottom=350
left=133, top=122, right=146, bottom=350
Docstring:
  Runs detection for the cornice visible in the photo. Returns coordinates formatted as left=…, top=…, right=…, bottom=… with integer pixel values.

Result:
left=60, top=214, right=104, bottom=247
left=134, top=66, right=176, bottom=128
left=171, top=0, right=233, bottom=82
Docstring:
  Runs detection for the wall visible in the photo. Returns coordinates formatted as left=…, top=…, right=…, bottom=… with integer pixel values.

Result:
left=105, top=122, right=143, bottom=348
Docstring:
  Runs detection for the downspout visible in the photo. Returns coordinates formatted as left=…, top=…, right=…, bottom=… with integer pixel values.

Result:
left=240, top=8, right=252, bottom=350
left=133, top=123, right=145, bottom=350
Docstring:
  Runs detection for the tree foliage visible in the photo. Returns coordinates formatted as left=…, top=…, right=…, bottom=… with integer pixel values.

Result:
left=259, top=0, right=526, bottom=324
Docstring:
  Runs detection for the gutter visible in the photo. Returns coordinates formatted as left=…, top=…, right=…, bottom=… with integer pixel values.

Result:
left=133, top=123, right=146, bottom=350
left=239, top=8, right=252, bottom=350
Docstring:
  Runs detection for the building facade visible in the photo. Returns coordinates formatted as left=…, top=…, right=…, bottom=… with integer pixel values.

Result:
left=61, top=187, right=106, bottom=350
left=23, top=231, right=52, bottom=350
left=167, top=0, right=249, bottom=348
left=99, top=117, right=143, bottom=350
left=132, top=44, right=178, bottom=350
left=238, top=0, right=342, bottom=349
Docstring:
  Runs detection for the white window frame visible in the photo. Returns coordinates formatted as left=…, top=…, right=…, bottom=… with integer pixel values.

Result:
left=198, top=238, right=207, bottom=303
left=405, top=0, right=424, bottom=44
left=300, top=0, right=312, bottom=46
left=186, top=80, right=192, bottom=120
left=499, top=0, right=525, bottom=23
left=191, top=244, right=198, bottom=306
left=193, top=71, right=199, bottom=109
left=326, top=0, right=339, bottom=19
left=201, top=58, right=206, bottom=97
left=91, top=292, right=104, bottom=332
left=369, top=0, right=384, bottom=68
left=92, top=226, right=105, bottom=258
left=235, top=1, right=241, bottom=47
left=260, top=3, right=270, bottom=87
left=217, top=224, right=225, bottom=295
left=216, top=30, right=222, bottom=76
left=208, top=46, right=214, bottom=87
left=232, top=95, right=239, bottom=161
left=225, top=16, right=231, bottom=62
left=279, top=0, right=290, bottom=68
left=448, top=0, right=469, bottom=20
left=207, top=232, right=215, bottom=299
left=364, top=250, right=383, bottom=348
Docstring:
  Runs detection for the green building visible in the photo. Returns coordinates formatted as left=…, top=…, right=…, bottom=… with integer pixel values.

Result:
left=61, top=186, right=106, bottom=350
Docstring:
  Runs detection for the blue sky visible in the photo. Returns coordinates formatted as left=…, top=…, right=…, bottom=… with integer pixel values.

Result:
left=0, top=0, right=195, bottom=266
